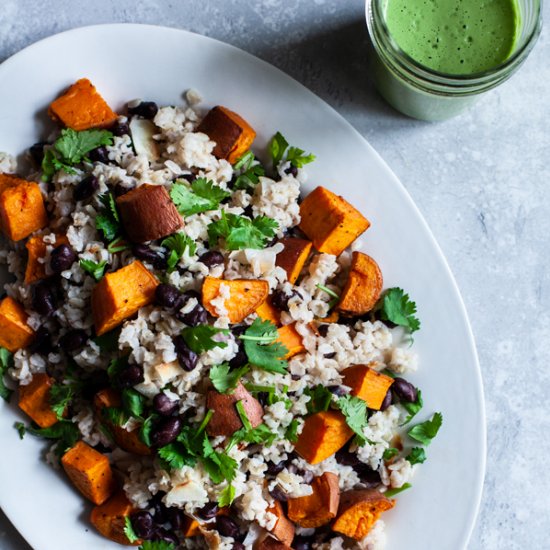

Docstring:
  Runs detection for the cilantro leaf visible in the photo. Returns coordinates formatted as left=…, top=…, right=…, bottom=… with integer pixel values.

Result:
left=207, top=211, right=278, bottom=250
left=285, top=419, right=300, bottom=443
left=378, top=288, right=420, bottom=333
left=158, top=441, right=197, bottom=470
left=383, top=447, right=399, bottom=461
left=407, top=447, right=427, bottom=465
left=139, top=542, right=176, bottom=550
left=161, top=232, right=197, bottom=273
left=240, top=319, right=288, bottom=374
left=338, top=395, right=369, bottom=446
left=102, top=407, right=128, bottom=427
left=95, top=192, right=121, bottom=241
left=233, top=151, right=265, bottom=190
left=384, top=483, right=412, bottom=498
left=209, top=364, right=249, bottom=394
left=181, top=325, right=229, bottom=354
left=79, top=259, right=107, bottom=281
left=14, top=422, right=26, bottom=440
left=93, top=328, right=121, bottom=352
left=0, top=347, right=14, bottom=402
left=408, top=412, right=443, bottom=446
left=217, top=484, right=236, bottom=507
left=121, top=388, right=145, bottom=419
left=124, top=516, right=140, bottom=544
left=49, top=384, right=75, bottom=420
left=269, top=132, right=289, bottom=166
left=55, top=129, right=113, bottom=164
left=41, top=149, right=75, bottom=181
left=304, top=385, right=333, bottom=414
left=269, top=131, right=315, bottom=168
left=286, top=146, right=316, bottom=168
left=170, top=178, right=230, bottom=217
left=140, top=413, right=160, bottom=447
left=107, top=356, right=129, bottom=380
left=400, top=389, right=423, bottom=425
left=25, top=420, right=80, bottom=458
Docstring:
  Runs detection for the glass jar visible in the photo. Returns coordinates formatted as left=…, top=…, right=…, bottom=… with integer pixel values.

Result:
left=365, top=0, right=543, bottom=121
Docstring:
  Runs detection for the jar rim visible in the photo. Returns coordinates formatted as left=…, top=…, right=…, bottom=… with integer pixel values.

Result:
left=366, top=0, right=543, bottom=85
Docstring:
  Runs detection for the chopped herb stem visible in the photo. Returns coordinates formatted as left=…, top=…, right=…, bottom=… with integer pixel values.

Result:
left=197, top=410, right=214, bottom=435
left=316, top=283, right=340, bottom=300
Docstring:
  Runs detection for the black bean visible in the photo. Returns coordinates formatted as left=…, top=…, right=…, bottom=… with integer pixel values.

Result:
left=132, top=244, right=166, bottom=269
left=197, top=502, right=219, bottom=520
left=317, top=324, right=330, bottom=338
left=328, top=385, right=346, bottom=396
left=117, top=364, right=144, bottom=388
left=50, top=244, right=77, bottom=273
left=271, top=289, right=300, bottom=312
left=256, top=391, right=269, bottom=407
left=177, top=298, right=208, bottom=327
left=73, top=175, right=99, bottom=202
left=59, top=329, right=88, bottom=352
left=216, top=516, right=240, bottom=539
left=392, top=378, right=418, bottom=403
left=151, top=416, right=182, bottom=447
left=173, top=335, right=198, bottom=371
left=379, top=388, right=393, bottom=411
left=111, top=120, right=130, bottom=137
left=155, top=284, right=182, bottom=309
left=293, top=535, right=313, bottom=550
left=81, top=370, right=110, bottom=400
left=131, top=511, right=155, bottom=539
left=150, top=492, right=168, bottom=523
left=152, top=527, right=179, bottom=545
left=114, top=183, right=134, bottom=197
left=285, top=165, right=299, bottom=177
left=233, top=543, right=245, bottom=550
left=128, top=101, right=158, bottom=119
left=153, top=393, right=179, bottom=416
left=199, top=250, right=224, bottom=268
left=32, top=282, right=56, bottom=316
left=335, top=447, right=360, bottom=467
left=269, top=485, right=288, bottom=502
left=28, top=326, right=52, bottom=355
left=167, top=507, right=186, bottom=531
left=29, top=142, right=48, bottom=165
left=354, top=463, right=382, bottom=487
left=88, top=146, right=109, bottom=164
left=266, top=460, right=286, bottom=477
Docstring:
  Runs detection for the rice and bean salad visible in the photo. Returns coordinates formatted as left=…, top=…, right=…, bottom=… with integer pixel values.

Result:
left=0, top=79, right=442, bottom=550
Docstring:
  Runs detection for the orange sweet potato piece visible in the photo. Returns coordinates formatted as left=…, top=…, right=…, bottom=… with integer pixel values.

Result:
left=342, top=365, right=394, bottom=410
left=0, top=296, right=34, bottom=352
left=206, top=382, right=264, bottom=437
left=49, top=78, right=118, bottom=131
left=294, top=411, right=353, bottom=465
left=275, top=237, right=312, bottom=283
left=61, top=440, right=117, bottom=505
left=92, top=260, right=158, bottom=336
left=256, top=536, right=292, bottom=550
left=25, top=234, right=69, bottom=284
left=18, top=373, right=59, bottom=428
left=268, top=500, right=295, bottom=546
left=116, top=184, right=184, bottom=243
left=299, top=187, right=370, bottom=256
left=276, top=324, right=305, bottom=359
left=181, top=515, right=202, bottom=537
left=337, top=252, right=383, bottom=316
left=93, top=388, right=151, bottom=455
left=0, top=173, right=21, bottom=194
left=0, top=181, right=48, bottom=241
left=287, top=472, right=340, bottom=528
left=202, top=277, right=269, bottom=324
left=255, top=298, right=281, bottom=326
left=197, top=106, right=256, bottom=164
left=90, top=490, right=140, bottom=545
left=332, top=489, right=395, bottom=540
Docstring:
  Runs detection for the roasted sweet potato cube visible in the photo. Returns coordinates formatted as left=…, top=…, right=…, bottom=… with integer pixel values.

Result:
left=0, top=173, right=22, bottom=194
left=287, top=472, right=340, bottom=528
left=90, top=490, right=140, bottom=545
left=116, top=184, right=184, bottom=243
left=294, top=411, right=353, bottom=465
left=0, top=296, right=34, bottom=352
left=181, top=515, right=202, bottom=537
left=255, top=298, right=281, bottom=326
left=197, top=106, right=256, bottom=163
left=18, top=373, right=59, bottom=428
left=342, top=365, right=394, bottom=410
left=25, top=234, right=69, bottom=284
left=94, top=388, right=151, bottom=455
left=49, top=78, right=118, bottom=131
left=337, top=252, right=383, bottom=316
left=299, top=187, right=370, bottom=256
left=275, top=237, right=312, bottom=283
left=332, top=489, right=395, bottom=540
left=92, top=260, right=158, bottom=336
left=61, top=441, right=117, bottom=505
left=256, top=537, right=292, bottom=550
left=276, top=324, right=305, bottom=358
left=268, top=500, right=295, bottom=546
left=206, top=382, right=264, bottom=437
left=0, top=182, right=48, bottom=241
left=202, top=277, right=269, bottom=324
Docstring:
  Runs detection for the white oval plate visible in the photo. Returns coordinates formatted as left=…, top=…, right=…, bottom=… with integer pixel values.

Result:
left=0, top=24, right=485, bottom=550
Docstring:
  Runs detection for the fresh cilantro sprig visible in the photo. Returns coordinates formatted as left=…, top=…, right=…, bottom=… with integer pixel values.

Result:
left=124, top=517, right=140, bottom=544
left=408, top=412, right=443, bottom=446
left=161, top=232, right=196, bottom=273
left=49, top=383, right=77, bottom=420
left=107, top=236, right=130, bottom=254
left=121, top=388, right=145, bottom=419
left=385, top=483, right=412, bottom=498
left=233, top=151, right=265, bottom=190
left=407, top=447, right=427, bottom=465
left=240, top=319, right=288, bottom=374
left=226, top=401, right=276, bottom=451
left=170, top=178, right=231, bottom=217
left=79, top=258, right=107, bottom=281
left=41, top=128, right=113, bottom=181
left=181, top=325, right=229, bottom=354
left=96, top=192, right=121, bottom=242
left=400, top=389, right=423, bottom=425
left=22, top=420, right=80, bottom=458
left=269, top=131, right=315, bottom=169
left=304, top=385, right=333, bottom=414
left=208, top=211, right=278, bottom=250
left=316, top=283, right=340, bottom=309
left=0, top=347, right=14, bottom=402
left=383, top=447, right=399, bottom=461
left=218, top=484, right=236, bottom=508
left=139, top=542, right=176, bottom=550
left=209, top=364, right=249, bottom=394
left=285, top=419, right=300, bottom=443
left=338, top=395, right=369, bottom=446
left=377, top=288, right=420, bottom=333
left=93, top=328, right=121, bottom=352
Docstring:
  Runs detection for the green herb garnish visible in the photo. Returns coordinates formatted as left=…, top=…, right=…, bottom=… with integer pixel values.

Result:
left=161, top=232, right=196, bottom=272
left=337, top=395, right=369, bottom=446
left=170, top=178, right=231, bottom=217
left=79, top=259, right=107, bottom=281
left=209, top=364, right=249, bottom=394
left=233, top=151, right=265, bottom=190
left=269, top=131, right=315, bottom=169
left=181, top=325, right=229, bottom=354
left=377, top=288, right=420, bottom=333
left=0, top=347, right=13, bottom=402
left=406, top=447, right=427, bottom=465
left=240, top=319, right=288, bottom=374
left=408, top=412, right=443, bottom=446
left=208, top=211, right=278, bottom=250
left=384, top=483, right=412, bottom=498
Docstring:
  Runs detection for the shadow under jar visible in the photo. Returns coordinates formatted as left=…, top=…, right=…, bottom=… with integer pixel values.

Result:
left=365, top=0, right=542, bottom=121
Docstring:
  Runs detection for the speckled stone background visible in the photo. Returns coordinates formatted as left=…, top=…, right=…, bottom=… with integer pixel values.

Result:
left=0, top=1, right=548, bottom=549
